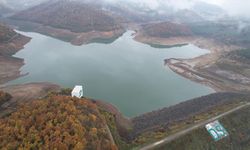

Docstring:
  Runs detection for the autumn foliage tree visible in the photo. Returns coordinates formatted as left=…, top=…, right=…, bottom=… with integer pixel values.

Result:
left=0, top=91, right=12, bottom=106
left=0, top=95, right=115, bottom=150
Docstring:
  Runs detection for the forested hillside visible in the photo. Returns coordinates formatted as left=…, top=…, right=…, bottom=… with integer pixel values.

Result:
left=0, top=95, right=116, bottom=150
left=142, top=22, right=193, bottom=38
left=189, top=21, right=250, bottom=47
left=11, top=0, right=123, bottom=33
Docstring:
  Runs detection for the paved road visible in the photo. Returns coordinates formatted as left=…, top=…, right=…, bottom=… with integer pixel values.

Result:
left=140, top=102, right=250, bottom=150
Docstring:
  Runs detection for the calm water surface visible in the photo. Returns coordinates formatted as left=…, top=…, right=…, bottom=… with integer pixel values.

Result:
left=9, top=31, right=214, bottom=117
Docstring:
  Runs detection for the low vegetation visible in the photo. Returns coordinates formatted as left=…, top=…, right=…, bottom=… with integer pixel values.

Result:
left=189, top=22, right=250, bottom=47
left=237, top=49, right=250, bottom=60
left=215, top=49, right=250, bottom=78
left=0, top=91, right=12, bottom=106
left=155, top=105, right=250, bottom=150
left=142, top=22, right=193, bottom=38
left=0, top=23, right=16, bottom=42
left=0, top=95, right=116, bottom=150
left=131, top=93, right=248, bottom=138
left=117, top=93, right=248, bottom=149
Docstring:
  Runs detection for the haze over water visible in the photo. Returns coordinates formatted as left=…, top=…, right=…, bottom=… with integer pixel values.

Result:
left=10, top=31, right=214, bottom=117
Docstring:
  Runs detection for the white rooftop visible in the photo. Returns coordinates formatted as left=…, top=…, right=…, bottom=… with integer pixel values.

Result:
left=72, top=85, right=83, bottom=92
left=71, top=85, right=83, bottom=98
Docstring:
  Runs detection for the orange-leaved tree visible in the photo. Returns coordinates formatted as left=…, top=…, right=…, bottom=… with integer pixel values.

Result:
left=0, top=95, right=115, bottom=150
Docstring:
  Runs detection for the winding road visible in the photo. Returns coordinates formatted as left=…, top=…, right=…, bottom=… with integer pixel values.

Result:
left=140, top=102, right=250, bottom=150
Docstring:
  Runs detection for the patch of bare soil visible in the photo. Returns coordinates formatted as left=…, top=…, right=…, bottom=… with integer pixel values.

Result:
left=7, top=19, right=125, bottom=46
left=135, top=31, right=249, bottom=92
left=0, top=34, right=31, bottom=56
left=0, top=56, right=25, bottom=85
left=0, top=32, right=62, bottom=118
left=0, top=33, right=30, bottom=84
left=36, top=25, right=125, bottom=45
left=134, top=32, right=195, bottom=46
left=164, top=38, right=250, bottom=92
left=0, top=82, right=60, bottom=117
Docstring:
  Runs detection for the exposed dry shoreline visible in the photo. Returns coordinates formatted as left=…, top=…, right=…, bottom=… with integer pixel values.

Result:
left=0, top=33, right=31, bottom=56
left=0, top=83, right=60, bottom=117
left=0, top=82, right=60, bottom=108
left=33, top=25, right=125, bottom=46
left=0, top=33, right=30, bottom=85
left=0, top=29, right=61, bottom=118
left=5, top=19, right=126, bottom=46
left=0, top=56, right=25, bottom=85
left=134, top=32, right=194, bottom=46
left=134, top=31, right=245, bottom=92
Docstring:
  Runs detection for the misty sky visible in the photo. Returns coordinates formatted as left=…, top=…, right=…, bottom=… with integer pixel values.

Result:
left=201, top=0, right=250, bottom=17
left=105, top=0, right=250, bottom=17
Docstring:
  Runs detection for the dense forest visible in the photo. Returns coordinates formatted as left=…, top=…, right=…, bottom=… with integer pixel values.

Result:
left=0, top=95, right=117, bottom=150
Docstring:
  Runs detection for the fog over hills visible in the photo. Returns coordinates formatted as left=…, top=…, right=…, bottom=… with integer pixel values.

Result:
left=2, top=0, right=249, bottom=19
left=4, top=0, right=228, bottom=24
left=0, top=0, right=46, bottom=10
left=4, top=0, right=250, bottom=44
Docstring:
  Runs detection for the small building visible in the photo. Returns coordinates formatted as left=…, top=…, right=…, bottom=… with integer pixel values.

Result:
left=71, top=85, right=83, bottom=98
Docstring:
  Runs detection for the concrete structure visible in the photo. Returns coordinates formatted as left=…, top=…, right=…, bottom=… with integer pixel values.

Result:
left=71, top=85, right=83, bottom=98
left=205, top=120, right=229, bottom=141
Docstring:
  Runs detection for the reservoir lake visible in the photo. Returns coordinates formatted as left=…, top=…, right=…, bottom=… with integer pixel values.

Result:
left=9, top=31, right=214, bottom=117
